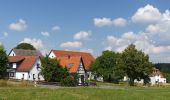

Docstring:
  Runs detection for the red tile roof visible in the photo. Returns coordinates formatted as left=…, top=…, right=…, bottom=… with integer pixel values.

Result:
left=51, top=50, right=95, bottom=70
left=57, top=56, right=82, bottom=73
left=8, top=56, right=39, bottom=72
left=152, top=68, right=164, bottom=78
left=8, top=56, right=25, bottom=62
left=9, top=49, right=42, bottom=56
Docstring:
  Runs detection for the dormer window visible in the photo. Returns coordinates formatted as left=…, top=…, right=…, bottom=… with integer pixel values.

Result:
left=67, top=63, right=73, bottom=69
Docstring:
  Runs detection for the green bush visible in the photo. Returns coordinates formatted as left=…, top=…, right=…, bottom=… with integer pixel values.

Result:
left=61, top=75, right=77, bottom=87
left=163, top=72, right=170, bottom=83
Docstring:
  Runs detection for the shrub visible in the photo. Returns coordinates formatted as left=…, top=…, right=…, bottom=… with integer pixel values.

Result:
left=61, top=75, right=77, bottom=87
left=163, top=72, right=170, bottom=83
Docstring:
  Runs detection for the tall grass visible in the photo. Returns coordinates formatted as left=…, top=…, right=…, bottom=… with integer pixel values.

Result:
left=0, top=80, right=8, bottom=87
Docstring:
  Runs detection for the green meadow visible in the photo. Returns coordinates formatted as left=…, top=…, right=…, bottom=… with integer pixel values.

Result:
left=0, top=86, right=170, bottom=100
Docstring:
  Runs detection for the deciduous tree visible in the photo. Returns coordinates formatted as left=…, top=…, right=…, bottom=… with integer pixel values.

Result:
left=15, top=43, right=36, bottom=50
left=0, top=45, right=8, bottom=78
left=121, top=44, right=153, bottom=86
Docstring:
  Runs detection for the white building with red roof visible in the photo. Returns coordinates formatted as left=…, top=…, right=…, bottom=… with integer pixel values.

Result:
left=150, top=68, right=166, bottom=85
left=7, top=49, right=44, bottom=81
left=49, top=50, right=95, bottom=85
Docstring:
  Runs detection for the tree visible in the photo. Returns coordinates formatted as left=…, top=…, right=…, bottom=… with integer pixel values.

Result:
left=15, top=43, right=36, bottom=50
left=162, top=72, right=170, bottom=83
left=0, top=45, right=8, bottom=79
left=40, top=56, right=69, bottom=82
left=90, top=50, right=124, bottom=83
left=121, top=44, right=153, bottom=86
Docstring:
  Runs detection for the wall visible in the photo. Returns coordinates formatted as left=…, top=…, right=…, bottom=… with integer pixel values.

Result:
left=16, top=72, right=28, bottom=80
left=49, top=51, right=56, bottom=58
left=9, top=50, right=16, bottom=56
left=28, top=58, right=44, bottom=81
left=77, top=60, right=86, bottom=85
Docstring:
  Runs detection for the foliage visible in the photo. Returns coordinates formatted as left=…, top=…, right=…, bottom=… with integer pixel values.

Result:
left=90, top=50, right=124, bottom=83
left=61, top=74, right=78, bottom=87
left=162, top=72, right=170, bottom=83
left=0, top=46, right=8, bottom=79
left=15, top=43, right=36, bottom=50
left=121, top=44, right=153, bottom=86
left=40, top=56, right=69, bottom=82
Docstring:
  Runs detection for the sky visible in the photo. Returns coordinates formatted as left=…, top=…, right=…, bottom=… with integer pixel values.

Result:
left=0, top=0, right=170, bottom=63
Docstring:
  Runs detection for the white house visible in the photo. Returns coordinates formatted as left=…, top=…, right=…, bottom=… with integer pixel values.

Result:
left=123, top=68, right=166, bottom=85
left=150, top=68, right=166, bottom=85
left=48, top=50, right=95, bottom=85
left=7, top=49, right=44, bottom=81
left=8, top=56, right=44, bottom=81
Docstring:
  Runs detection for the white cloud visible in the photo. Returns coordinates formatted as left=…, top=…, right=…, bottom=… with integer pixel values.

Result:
left=41, top=32, right=49, bottom=37
left=52, top=26, right=60, bottom=31
left=102, top=5, right=170, bottom=62
left=74, top=31, right=91, bottom=40
left=104, top=31, right=170, bottom=57
left=94, top=17, right=127, bottom=27
left=3, top=32, right=8, bottom=37
left=9, top=19, right=27, bottom=32
left=113, top=18, right=127, bottom=27
left=20, top=38, right=44, bottom=50
left=60, top=41, right=82, bottom=48
left=105, top=36, right=117, bottom=46
left=94, top=17, right=112, bottom=27
left=80, top=49, right=93, bottom=54
left=132, top=4, right=162, bottom=23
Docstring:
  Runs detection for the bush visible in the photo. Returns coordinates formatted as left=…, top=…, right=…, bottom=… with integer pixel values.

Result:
left=163, top=72, right=170, bottom=83
left=61, top=75, right=77, bottom=87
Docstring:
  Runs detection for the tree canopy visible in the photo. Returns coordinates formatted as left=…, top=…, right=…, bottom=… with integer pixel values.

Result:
left=121, top=44, right=153, bottom=86
left=0, top=45, right=8, bottom=78
left=15, top=43, right=36, bottom=50
left=90, top=50, right=124, bottom=83
left=40, top=56, right=69, bottom=82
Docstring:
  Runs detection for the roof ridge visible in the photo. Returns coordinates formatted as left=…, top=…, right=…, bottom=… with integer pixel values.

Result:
left=52, top=49, right=92, bottom=54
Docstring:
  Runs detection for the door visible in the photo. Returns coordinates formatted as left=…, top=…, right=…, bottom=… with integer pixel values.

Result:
left=80, top=75, right=84, bottom=85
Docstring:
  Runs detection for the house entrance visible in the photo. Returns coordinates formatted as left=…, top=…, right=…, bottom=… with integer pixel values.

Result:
left=80, top=75, right=84, bottom=85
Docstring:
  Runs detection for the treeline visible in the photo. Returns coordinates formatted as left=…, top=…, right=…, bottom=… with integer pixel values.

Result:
left=90, top=44, right=153, bottom=86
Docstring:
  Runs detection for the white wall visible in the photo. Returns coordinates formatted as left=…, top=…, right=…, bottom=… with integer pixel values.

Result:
left=49, top=51, right=56, bottom=58
left=77, top=60, right=86, bottom=85
left=9, top=50, right=16, bottom=56
left=15, top=58, right=44, bottom=81
left=28, top=58, right=44, bottom=81
left=150, top=76, right=166, bottom=85
left=16, top=72, right=28, bottom=80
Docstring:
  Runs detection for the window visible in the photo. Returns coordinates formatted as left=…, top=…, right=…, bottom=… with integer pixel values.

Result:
left=22, top=74, right=24, bottom=80
left=38, top=74, right=40, bottom=80
left=33, top=74, right=35, bottom=80
left=37, top=64, right=40, bottom=70
left=67, top=63, right=73, bottom=69
left=9, top=72, right=14, bottom=77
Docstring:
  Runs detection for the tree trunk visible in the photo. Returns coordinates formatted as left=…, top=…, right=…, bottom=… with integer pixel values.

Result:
left=129, top=78, right=134, bottom=86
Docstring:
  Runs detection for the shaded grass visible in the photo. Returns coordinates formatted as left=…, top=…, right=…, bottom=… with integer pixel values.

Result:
left=0, top=86, right=170, bottom=100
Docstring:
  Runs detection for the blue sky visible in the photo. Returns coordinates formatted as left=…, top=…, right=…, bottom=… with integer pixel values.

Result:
left=0, top=0, right=170, bottom=62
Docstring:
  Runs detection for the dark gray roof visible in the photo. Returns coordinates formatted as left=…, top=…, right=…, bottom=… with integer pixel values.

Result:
left=12, top=49, right=42, bottom=56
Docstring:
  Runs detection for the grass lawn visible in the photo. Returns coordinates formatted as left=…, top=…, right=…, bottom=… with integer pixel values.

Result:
left=0, top=86, right=170, bottom=100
